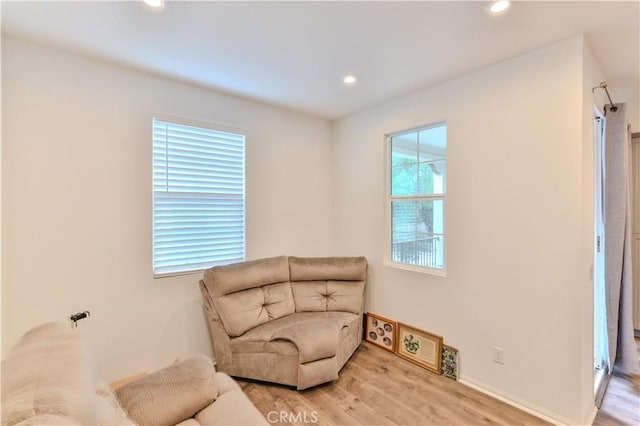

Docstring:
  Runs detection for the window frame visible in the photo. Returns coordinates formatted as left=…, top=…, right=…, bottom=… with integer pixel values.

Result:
left=152, top=114, right=246, bottom=278
left=384, top=122, right=447, bottom=276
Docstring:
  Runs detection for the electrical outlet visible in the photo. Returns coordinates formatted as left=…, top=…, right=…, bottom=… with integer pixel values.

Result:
left=493, top=346, right=504, bottom=364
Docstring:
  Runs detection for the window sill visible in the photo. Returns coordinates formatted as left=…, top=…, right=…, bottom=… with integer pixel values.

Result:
left=153, top=269, right=206, bottom=279
left=383, top=260, right=447, bottom=277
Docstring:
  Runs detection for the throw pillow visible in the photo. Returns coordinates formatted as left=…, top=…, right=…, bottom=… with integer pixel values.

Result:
left=115, top=355, right=217, bottom=426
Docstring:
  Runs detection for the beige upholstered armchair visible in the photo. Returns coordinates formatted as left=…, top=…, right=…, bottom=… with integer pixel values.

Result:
left=199, top=256, right=367, bottom=390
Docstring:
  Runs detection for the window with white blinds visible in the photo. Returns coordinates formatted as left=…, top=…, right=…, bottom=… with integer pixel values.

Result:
left=152, top=115, right=245, bottom=277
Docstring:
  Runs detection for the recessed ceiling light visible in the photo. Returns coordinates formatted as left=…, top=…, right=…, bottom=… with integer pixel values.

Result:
left=144, top=0, right=164, bottom=8
left=490, top=0, right=510, bottom=14
left=343, top=74, right=358, bottom=85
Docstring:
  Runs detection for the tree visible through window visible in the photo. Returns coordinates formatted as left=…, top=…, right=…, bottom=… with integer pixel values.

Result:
left=388, top=123, right=446, bottom=271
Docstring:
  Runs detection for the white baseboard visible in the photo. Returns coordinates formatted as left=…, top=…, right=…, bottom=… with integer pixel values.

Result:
left=459, top=375, right=581, bottom=426
left=586, top=406, right=598, bottom=425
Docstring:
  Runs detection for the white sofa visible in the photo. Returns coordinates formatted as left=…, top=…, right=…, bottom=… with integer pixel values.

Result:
left=1, top=322, right=268, bottom=426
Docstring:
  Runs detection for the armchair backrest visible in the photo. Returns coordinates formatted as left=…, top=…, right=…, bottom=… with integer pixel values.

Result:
left=200, top=256, right=367, bottom=337
left=202, top=256, right=294, bottom=337
left=289, top=256, right=367, bottom=315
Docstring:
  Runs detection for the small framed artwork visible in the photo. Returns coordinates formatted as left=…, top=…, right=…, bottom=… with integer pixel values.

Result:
left=396, top=322, right=443, bottom=374
left=365, top=313, right=397, bottom=352
left=441, top=344, right=459, bottom=380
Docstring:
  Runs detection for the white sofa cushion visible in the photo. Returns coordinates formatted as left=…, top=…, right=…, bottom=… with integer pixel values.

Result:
left=1, top=322, right=98, bottom=426
left=195, top=373, right=266, bottom=426
left=3, top=322, right=268, bottom=426
left=94, top=380, right=136, bottom=426
left=15, top=414, right=83, bottom=425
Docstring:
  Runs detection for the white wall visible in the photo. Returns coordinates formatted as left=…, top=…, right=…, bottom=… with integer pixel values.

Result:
left=0, top=34, right=3, bottom=358
left=1, top=37, right=333, bottom=380
left=332, top=37, right=592, bottom=424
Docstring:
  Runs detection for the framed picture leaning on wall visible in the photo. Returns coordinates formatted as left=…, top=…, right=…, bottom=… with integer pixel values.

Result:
left=441, top=344, right=459, bottom=380
left=364, top=313, right=397, bottom=352
left=396, top=322, right=443, bottom=374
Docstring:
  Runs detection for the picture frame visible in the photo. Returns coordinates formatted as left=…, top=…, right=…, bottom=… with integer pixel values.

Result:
left=364, top=313, right=397, bottom=352
left=396, top=322, right=443, bottom=374
left=441, top=344, right=459, bottom=380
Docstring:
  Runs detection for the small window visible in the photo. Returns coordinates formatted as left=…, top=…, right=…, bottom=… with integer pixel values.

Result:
left=386, top=123, right=446, bottom=273
left=152, top=115, right=245, bottom=277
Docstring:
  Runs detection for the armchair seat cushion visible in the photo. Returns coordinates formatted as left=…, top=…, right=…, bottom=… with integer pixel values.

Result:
left=232, top=312, right=357, bottom=363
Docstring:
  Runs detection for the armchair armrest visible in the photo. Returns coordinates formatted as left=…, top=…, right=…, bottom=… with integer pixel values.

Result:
left=115, top=355, right=218, bottom=426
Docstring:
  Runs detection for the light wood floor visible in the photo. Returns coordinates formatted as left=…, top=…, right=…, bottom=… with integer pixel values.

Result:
left=238, top=342, right=550, bottom=425
left=593, top=338, right=640, bottom=426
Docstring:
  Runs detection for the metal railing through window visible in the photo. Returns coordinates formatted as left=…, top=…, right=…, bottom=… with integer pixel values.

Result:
left=392, top=236, right=441, bottom=269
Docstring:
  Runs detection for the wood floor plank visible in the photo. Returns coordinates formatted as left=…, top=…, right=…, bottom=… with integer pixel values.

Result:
left=334, top=374, right=423, bottom=425
left=236, top=339, right=640, bottom=425
left=342, top=349, right=476, bottom=425
left=242, top=380, right=320, bottom=426
left=236, top=342, right=550, bottom=425
left=320, top=378, right=394, bottom=426
left=349, top=344, right=538, bottom=425
left=301, top=386, right=361, bottom=426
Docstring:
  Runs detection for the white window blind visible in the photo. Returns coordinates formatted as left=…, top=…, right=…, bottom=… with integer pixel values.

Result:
left=152, top=116, right=245, bottom=276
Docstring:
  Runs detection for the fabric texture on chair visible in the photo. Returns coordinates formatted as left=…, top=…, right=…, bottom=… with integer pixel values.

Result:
left=292, top=280, right=365, bottom=314
left=200, top=256, right=367, bottom=390
left=203, top=256, right=290, bottom=297
left=213, top=282, right=295, bottom=337
left=288, top=256, right=368, bottom=281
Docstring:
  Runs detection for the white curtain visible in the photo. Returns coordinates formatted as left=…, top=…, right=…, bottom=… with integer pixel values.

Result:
left=604, top=103, right=639, bottom=375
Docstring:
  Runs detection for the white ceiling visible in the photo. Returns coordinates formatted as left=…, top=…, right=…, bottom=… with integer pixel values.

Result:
left=2, top=1, right=638, bottom=120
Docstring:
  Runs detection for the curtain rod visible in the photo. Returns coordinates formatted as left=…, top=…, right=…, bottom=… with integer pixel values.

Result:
left=592, top=81, right=618, bottom=114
